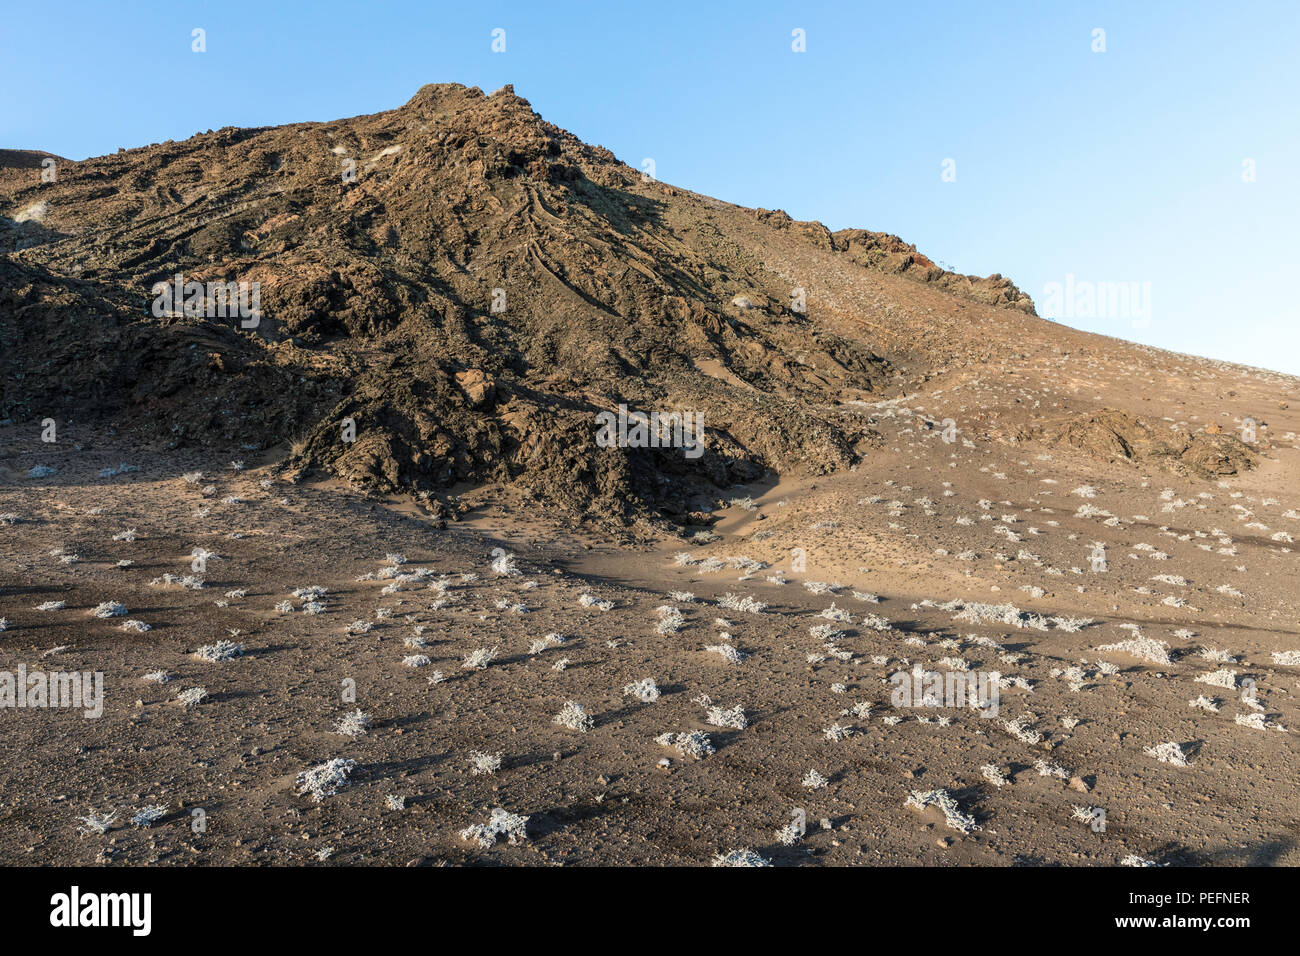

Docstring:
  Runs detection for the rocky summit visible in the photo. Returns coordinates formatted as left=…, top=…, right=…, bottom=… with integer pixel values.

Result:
left=4, top=83, right=1060, bottom=528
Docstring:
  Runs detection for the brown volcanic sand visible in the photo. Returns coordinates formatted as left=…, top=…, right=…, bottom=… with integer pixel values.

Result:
left=1, top=381, right=1298, bottom=865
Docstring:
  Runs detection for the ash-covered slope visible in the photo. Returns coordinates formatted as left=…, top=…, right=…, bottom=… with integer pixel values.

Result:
left=0, top=83, right=1262, bottom=524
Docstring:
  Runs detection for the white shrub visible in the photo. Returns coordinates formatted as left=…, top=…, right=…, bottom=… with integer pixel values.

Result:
left=820, top=603, right=852, bottom=623
left=462, top=647, right=498, bottom=670
left=529, top=633, right=565, bottom=655
left=951, top=602, right=1034, bottom=629
left=334, top=709, right=371, bottom=737
left=705, top=644, right=744, bottom=664
left=706, top=704, right=747, bottom=730
left=1144, top=741, right=1192, bottom=766
left=460, top=808, right=530, bottom=848
left=656, top=731, right=714, bottom=759
left=803, top=770, right=828, bottom=790
left=1097, top=636, right=1172, bottom=666
left=1050, top=616, right=1094, bottom=633
left=130, top=805, right=167, bottom=828
left=980, top=764, right=1008, bottom=787
left=195, top=639, right=244, bottom=662
left=1234, top=713, right=1286, bottom=732
left=718, top=593, right=767, bottom=615
left=623, top=678, right=660, bottom=702
left=1035, top=759, right=1070, bottom=780
left=296, top=758, right=357, bottom=801
left=905, top=789, right=977, bottom=833
left=578, top=592, right=614, bottom=610
left=712, top=849, right=770, bottom=867
left=655, top=606, right=685, bottom=635
left=1195, top=669, right=1238, bottom=689
left=776, top=817, right=804, bottom=846
left=553, top=700, right=594, bottom=732
left=175, top=687, right=208, bottom=707
left=75, top=811, right=117, bottom=836
left=469, top=751, right=504, bottom=774
left=1002, top=713, right=1042, bottom=745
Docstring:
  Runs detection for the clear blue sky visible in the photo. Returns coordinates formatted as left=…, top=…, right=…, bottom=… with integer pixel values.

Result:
left=4, top=1, right=1298, bottom=374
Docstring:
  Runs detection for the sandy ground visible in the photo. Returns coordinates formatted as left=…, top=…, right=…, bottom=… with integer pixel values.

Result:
left=3, top=404, right=1298, bottom=867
